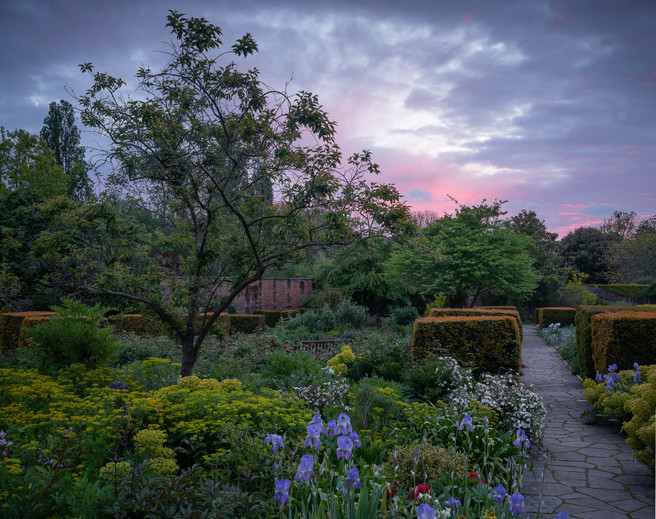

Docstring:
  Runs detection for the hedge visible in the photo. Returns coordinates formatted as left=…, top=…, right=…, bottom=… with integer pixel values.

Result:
left=412, top=315, right=521, bottom=375
left=228, top=314, right=266, bottom=334
left=17, top=315, right=53, bottom=349
left=591, top=311, right=656, bottom=374
left=536, top=307, right=576, bottom=329
left=0, top=312, right=55, bottom=352
left=575, top=305, right=656, bottom=379
left=254, top=308, right=305, bottom=328
left=429, top=308, right=523, bottom=342
left=594, top=284, right=649, bottom=300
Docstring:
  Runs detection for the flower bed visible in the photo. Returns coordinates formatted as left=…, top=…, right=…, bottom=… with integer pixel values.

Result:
left=0, top=326, right=567, bottom=517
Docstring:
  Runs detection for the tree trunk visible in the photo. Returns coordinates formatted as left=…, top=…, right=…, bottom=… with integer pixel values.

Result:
left=180, top=337, right=198, bottom=377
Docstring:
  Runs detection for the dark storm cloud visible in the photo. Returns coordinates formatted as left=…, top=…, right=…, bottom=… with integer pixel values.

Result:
left=0, top=0, right=653, bottom=236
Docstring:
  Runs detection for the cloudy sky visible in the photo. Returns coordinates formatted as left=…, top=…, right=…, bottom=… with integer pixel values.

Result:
left=1, top=0, right=654, bottom=237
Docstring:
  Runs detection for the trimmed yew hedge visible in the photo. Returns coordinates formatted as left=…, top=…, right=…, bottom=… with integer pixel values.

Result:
left=254, top=308, right=305, bottom=328
left=536, top=307, right=576, bottom=329
left=228, top=314, right=266, bottom=334
left=0, top=312, right=55, bottom=352
left=576, top=305, right=656, bottom=378
left=591, top=311, right=656, bottom=374
left=412, top=315, right=521, bottom=375
left=429, top=308, right=523, bottom=342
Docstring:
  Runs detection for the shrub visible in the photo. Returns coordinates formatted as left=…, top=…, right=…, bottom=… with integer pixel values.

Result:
left=0, top=311, right=55, bottom=352
left=595, top=284, right=649, bottom=300
left=326, top=345, right=356, bottom=377
left=228, top=314, right=265, bottom=334
left=384, top=442, right=467, bottom=488
left=623, top=365, right=656, bottom=470
left=303, top=285, right=343, bottom=312
left=424, top=293, right=447, bottom=316
left=109, top=314, right=165, bottom=336
left=591, top=311, right=656, bottom=373
left=348, top=330, right=412, bottom=383
left=450, top=372, right=546, bottom=444
left=403, top=355, right=474, bottom=404
left=390, top=306, right=420, bottom=327
left=27, top=300, right=120, bottom=371
left=563, top=271, right=598, bottom=308
left=536, top=307, right=576, bottom=329
left=257, top=349, right=328, bottom=391
left=348, top=376, right=405, bottom=432
left=429, top=308, right=523, bottom=342
left=412, top=316, right=521, bottom=376
left=335, top=299, right=368, bottom=329
left=279, top=305, right=336, bottom=334
left=254, top=309, right=303, bottom=328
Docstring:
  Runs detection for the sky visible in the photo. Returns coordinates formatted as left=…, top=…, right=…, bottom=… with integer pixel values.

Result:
left=1, top=0, right=654, bottom=237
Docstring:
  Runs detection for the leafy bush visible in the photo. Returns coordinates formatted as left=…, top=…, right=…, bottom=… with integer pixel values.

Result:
left=403, top=355, right=474, bottom=404
left=27, top=299, right=120, bottom=371
left=348, top=376, right=406, bottom=432
left=303, top=285, right=343, bottom=312
left=336, top=298, right=369, bottom=329
left=390, top=306, right=420, bottom=326
left=563, top=272, right=597, bottom=308
left=257, top=349, right=328, bottom=391
left=278, top=304, right=336, bottom=334
left=348, top=330, right=412, bottom=383
left=384, top=442, right=467, bottom=488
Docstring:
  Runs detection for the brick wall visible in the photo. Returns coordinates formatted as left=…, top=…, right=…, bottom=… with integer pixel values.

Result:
left=212, top=278, right=314, bottom=314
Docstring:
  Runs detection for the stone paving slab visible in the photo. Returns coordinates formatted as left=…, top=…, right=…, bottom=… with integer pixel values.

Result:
left=519, top=325, right=654, bottom=519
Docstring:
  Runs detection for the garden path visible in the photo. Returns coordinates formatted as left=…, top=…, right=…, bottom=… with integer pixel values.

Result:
left=519, top=325, right=654, bottom=519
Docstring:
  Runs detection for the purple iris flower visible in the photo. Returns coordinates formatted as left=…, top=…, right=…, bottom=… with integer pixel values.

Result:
left=595, top=371, right=603, bottom=382
left=336, top=435, right=354, bottom=461
left=333, top=414, right=352, bottom=436
left=274, top=479, right=291, bottom=504
left=513, top=429, right=531, bottom=449
left=346, top=467, right=361, bottom=488
left=265, top=434, right=284, bottom=454
left=633, top=363, right=641, bottom=383
left=294, top=454, right=314, bottom=483
left=349, top=431, right=362, bottom=448
left=443, top=496, right=461, bottom=509
left=508, top=492, right=525, bottom=515
left=309, top=413, right=326, bottom=434
left=416, top=503, right=436, bottom=519
left=326, top=420, right=337, bottom=436
left=304, top=423, right=323, bottom=450
left=493, top=484, right=507, bottom=504
left=458, top=413, right=474, bottom=432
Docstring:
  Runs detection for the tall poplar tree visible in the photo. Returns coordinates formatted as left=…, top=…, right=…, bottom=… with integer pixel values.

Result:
left=41, top=100, right=92, bottom=201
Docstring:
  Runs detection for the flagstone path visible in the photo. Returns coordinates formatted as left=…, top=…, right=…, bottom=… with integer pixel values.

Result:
left=520, top=325, right=654, bottom=519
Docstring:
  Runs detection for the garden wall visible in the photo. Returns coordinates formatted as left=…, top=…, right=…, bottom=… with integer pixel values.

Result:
left=210, top=278, right=314, bottom=314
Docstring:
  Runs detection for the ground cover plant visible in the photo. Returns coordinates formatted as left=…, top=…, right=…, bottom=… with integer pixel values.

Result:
left=0, top=303, right=563, bottom=518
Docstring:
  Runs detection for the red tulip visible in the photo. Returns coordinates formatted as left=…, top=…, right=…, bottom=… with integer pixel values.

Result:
left=410, top=483, right=432, bottom=499
left=467, top=473, right=485, bottom=485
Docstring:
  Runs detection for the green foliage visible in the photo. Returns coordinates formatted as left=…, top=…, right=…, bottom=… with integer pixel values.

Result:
left=591, top=311, right=656, bottom=373
left=412, top=316, right=521, bottom=375
left=280, top=304, right=337, bottom=333
left=0, top=127, right=68, bottom=199
left=336, top=298, right=369, bottom=328
left=348, top=376, right=405, bottom=432
left=316, top=239, right=409, bottom=313
left=73, top=11, right=410, bottom=376
left=348, top=330, right=412, bottom=383
left=257, top=349, right=328, bottom=391
left=403, top=355, right=468, bottom=404
left=228, top=314, right=265, bottom=335
left=384, top=442, right=467, bottom=488
left=40, top=99, right=92, bottom=201
left=303, top=285, right=344, bottom=312
left=254, top=308, right=303, bottom=328
left=386, top=200, right=539, bottom=308
left=595, top=284, right=649, bottom=300
left=507, top=209, right=567, bottom=309
left=390, top=306, right=420, bottom=326
left=536, top=307, right=577, bottom=328
left=27, top=299, right=120, bottom=371
left=563, top=271, right=598, bottom=308
left=561, top=227, right=619, bottom=284
left=424, top=293, right=447, bottom=316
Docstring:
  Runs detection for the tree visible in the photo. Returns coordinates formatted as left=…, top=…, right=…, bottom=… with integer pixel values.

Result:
left=0, top=127, right=68, bottom=199
left=72, top=11, right=410, bottom=376
left=315, top=238, right=409, bottom=314
left=0, top=127, right=71, bottom=310
left=386, top=200, right=539, bottom=307
left=41, top=100, right=93, bottom=201
left=560, top=227, right=618, bottom=284
left=507, top=209, right=567, bottom=308
left=600, top=210, right=638, bottom=239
